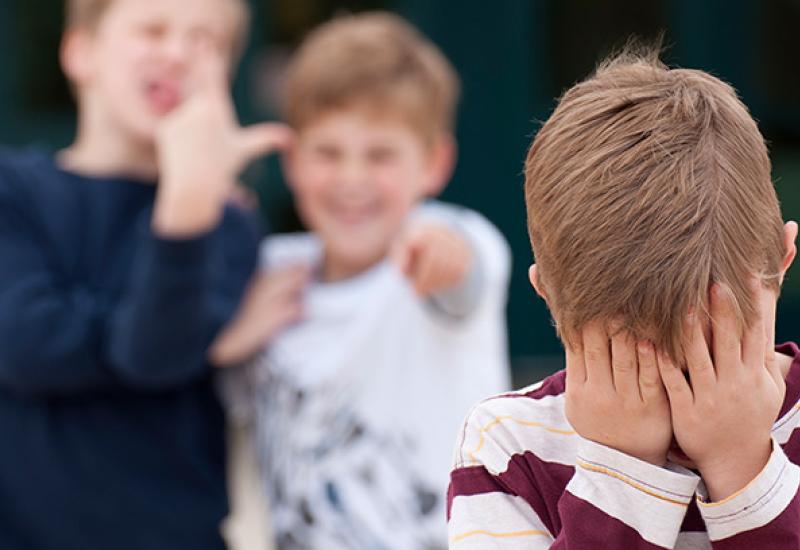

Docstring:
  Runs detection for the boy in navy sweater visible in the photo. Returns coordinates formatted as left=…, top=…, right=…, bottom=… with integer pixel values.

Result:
left=0, top=0, right=290, bottom=547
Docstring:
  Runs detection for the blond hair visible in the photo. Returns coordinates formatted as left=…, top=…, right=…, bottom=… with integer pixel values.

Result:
left=64, top=0, right=251, bottom=57
left=525, top=49, right=785, bottom=362
left=283, top=12, right=460, bottom=142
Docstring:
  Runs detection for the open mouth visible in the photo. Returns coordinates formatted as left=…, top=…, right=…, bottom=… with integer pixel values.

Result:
left=143, top=80, right=183, bottom=114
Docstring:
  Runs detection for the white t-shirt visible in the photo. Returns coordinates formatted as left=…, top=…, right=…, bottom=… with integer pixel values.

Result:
left=232, top=202, right=511, bottom=549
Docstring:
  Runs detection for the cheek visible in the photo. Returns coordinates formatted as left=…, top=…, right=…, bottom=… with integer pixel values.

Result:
left=291, top=163, right=330, bottom=202
left=374, top=181, right=418, bottom=230
left=98, top=45, right=145, bottom=91
left=290, top=171, right=330, bottom=223
left=382, top=183, right=416, bottom=209
left=375, top=165, right=426, bottom=205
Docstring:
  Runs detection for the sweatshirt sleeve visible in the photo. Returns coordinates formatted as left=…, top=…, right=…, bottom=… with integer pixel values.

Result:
left=447, top=404, right=699, bottom=549
left=107, top=207, right=259, bottom=389
left=0, top=185, right=116, bottom=393
left=697, top=437, right=800, bottom=548
left=0, top=172, right=258, bottom=394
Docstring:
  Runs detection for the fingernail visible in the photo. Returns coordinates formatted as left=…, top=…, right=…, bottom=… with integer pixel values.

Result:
left=686, top=309, right=696, bottom=325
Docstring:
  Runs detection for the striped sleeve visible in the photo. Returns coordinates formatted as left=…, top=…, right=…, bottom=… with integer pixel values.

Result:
left=448, top=397, right=700, bottom=549
left=697, top=438, right=800, bottom=548
left=448, top=467, right=555, bottom=549
left=566, top=438, right=700, bottom=548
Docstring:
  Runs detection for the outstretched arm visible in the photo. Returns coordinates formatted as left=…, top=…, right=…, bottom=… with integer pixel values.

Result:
left=393, top=205, right=509, bottom=320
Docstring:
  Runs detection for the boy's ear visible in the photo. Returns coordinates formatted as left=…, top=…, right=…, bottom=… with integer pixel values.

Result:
left=60, top=28, right=94, bottom=87
left=780, top=221, right=798, bottom=283
left=423, top=133, right=457, bottom=197
left=529, top=264, right=549, bottom=303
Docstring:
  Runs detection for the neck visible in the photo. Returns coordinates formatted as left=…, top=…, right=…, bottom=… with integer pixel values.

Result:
left=321, top=252, right=385, bottom=282
left=59, top=99, right=159, bottom=181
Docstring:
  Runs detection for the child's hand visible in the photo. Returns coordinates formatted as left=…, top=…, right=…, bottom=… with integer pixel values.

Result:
left=153, top=46, right=293, bottom=237
left=658, top=281, right=784, bottom=501
left=209, top=265, right=309, bottom=367
left=392, top=222, right=472, bottom=297
left=565, top=323, right=672, bottom=466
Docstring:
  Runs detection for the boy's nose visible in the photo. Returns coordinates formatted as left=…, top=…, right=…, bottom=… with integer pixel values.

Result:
left=160, top=34, right=193, bottom=70
left=339, top=159, right=370, bottom=190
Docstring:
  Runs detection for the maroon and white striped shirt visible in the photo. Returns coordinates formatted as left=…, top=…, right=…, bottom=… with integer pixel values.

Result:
left=448, top=342, right=800, bottom=549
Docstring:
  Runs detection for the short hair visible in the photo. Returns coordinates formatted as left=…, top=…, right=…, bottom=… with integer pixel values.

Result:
left=64, top=0, right=112, bottom=29
left=64, top=0, right=251, bottom=57
left=282, top=12, right=460, bottom=142
left=524, top=48, right=785, bottom=362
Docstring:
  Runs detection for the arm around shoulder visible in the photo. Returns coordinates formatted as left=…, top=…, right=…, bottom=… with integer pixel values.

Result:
left=108, top=206, right=260, bottom=388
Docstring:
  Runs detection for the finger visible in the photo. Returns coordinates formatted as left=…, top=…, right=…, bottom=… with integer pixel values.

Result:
left=258, top=265, right=310, bottom=298
left=446, top=235, right=472, bottom=286
left=565, top=338, right=587, bottom=387
left=228, top=185, right=259, bottom=210
left=391, top=228, right=422, bottom=277
left=657, top=350, right=693, bottom=409
left=391, top=243, right=415, bottom=278
left=710, top=283, right=742, bottom=374
left=683, top=310, right=716, bottom=393
left=582, top=322, right=613, bottom=389
left=237, top=123, right=295, bottom=164
left=742, top=277, right=769, bottom=370
left=423, top=230, right=463, bottom=290
left=431, top=245, right=460, bottom=290
left=284, top=269, right=312, bottom=297
left=278, top=264, right=312, bottom=289
left=190, top=42, right=228, bottom=98
left=260, top=302, right=304, bottom=341
left=610, top=327, right=639, bottom=398
left=637, top=340, right=663, bottom=401
left=412, top=243, right=443, bottom=296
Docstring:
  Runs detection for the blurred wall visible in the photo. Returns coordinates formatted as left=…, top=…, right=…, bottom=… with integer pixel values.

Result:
left=1, top=0, right=798, bottom=385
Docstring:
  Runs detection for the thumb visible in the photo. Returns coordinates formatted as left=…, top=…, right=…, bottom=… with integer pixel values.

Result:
left=237, top=123, right=295, bottom=164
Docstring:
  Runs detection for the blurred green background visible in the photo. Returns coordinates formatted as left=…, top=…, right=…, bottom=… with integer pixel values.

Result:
left=0, top=0, right=798, bottom=385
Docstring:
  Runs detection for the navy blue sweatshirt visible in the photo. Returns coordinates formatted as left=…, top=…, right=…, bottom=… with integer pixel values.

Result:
left=0, top=150, right=259, bottom=549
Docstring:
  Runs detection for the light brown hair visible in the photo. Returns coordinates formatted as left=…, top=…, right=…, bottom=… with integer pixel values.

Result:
left=525, top=48, right=785, bottom=362
left=64, top=0, right=251, bottom=57
left=283, top=12, right=460, bottom=143
left=65, top=0, right=113, bottom=30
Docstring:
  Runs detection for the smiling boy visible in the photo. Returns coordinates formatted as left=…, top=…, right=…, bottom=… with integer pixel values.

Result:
left=223, top=12, right=511, bottom=549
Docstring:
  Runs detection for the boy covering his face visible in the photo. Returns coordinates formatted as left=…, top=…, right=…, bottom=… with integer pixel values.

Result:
left=447, top=49, right=800, bottom=549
